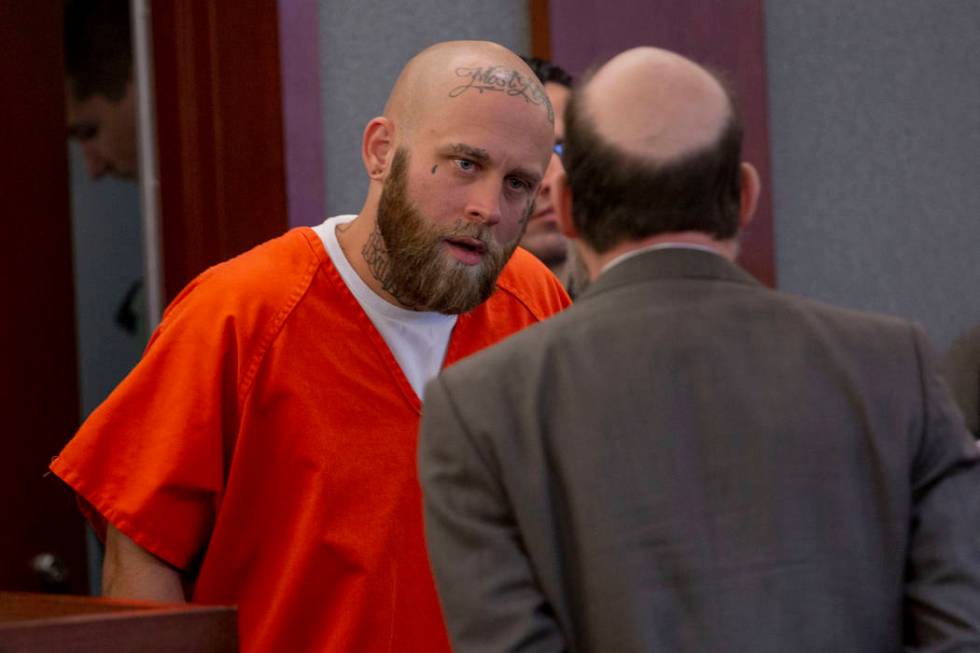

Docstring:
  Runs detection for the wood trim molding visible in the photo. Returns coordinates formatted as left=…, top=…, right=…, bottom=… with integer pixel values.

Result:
left=0, top=0, right=87, bottom=594
left=529, top=0, right=551, bottom=60
left=151, top=1, right=289, bottom=301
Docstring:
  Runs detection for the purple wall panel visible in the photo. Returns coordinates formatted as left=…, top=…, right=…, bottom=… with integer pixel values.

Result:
left=549, top=0, right=775, bottom=286
left=278, top=0, right=326, bottom=227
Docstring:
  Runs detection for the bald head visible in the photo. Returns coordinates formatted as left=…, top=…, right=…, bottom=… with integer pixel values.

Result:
left=582, top=47, right=732, bottom=164
left=384, top=40, right=554, bottom=141
left=348, top=41, right=559, bottom=312
left=562, top=47, right=755, bottom=253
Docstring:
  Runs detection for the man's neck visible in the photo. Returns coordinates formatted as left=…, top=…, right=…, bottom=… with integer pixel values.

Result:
left=546, top=258, right=567, bottom=280
left=580, top=231, right=738, bottom=280
left=334, top=207, right=406, bottom=308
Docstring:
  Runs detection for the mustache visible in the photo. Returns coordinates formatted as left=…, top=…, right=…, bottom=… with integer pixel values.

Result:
left=442, top=221, right=493, bottom=247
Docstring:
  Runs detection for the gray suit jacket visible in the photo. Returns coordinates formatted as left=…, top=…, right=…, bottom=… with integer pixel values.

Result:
left=419, top=248, right=980, bottom=653
left=944, top=324, right=980, bottom=436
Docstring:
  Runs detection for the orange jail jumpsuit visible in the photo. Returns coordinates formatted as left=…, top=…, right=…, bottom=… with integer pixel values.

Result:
left=51, top=227, right=570, bottom=652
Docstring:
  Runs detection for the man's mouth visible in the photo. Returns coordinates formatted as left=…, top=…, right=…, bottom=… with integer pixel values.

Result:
left=530, top=206, right=557, bottom=222
left=444, top=236, right=488, bottom=265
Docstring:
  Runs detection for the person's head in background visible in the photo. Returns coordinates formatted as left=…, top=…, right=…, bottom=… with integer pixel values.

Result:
left=520, top=56, right=572, bottom=273
left=64, top=0, right=138, bottom=181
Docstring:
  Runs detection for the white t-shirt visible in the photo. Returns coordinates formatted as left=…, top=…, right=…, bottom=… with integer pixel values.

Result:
left=313, top=215, right=457, bottom=400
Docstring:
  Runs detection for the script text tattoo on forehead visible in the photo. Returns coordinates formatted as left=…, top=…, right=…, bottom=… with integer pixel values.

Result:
left=449, top=66, right=555, bottom=124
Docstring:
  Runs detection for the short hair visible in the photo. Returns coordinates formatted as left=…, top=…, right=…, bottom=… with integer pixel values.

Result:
left=521, top=56, right=573, bottom=88
left=563, top=74, right=744, bottom=253
left=64, top=0, right=133, bottom=102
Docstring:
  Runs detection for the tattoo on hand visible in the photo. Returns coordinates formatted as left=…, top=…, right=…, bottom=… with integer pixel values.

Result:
left=449, top=66, right=555, bottom=124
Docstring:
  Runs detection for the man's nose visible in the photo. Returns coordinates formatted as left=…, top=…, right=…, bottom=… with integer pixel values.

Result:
left=464, top=178, right=502, bottom=226
left=539, top=153, right=563, bottom=195
left=81, top=145, right=109, bottom=180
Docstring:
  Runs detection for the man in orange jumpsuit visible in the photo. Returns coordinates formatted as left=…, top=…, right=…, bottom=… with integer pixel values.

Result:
left=51, top=40, right=568, bottom=652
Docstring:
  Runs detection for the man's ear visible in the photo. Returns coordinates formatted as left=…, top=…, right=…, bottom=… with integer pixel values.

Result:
left=738, top=162, right=761, bottom=230
left=362, top=117, right=394, bottom=180
left=553, top=171, right=580, bottom=238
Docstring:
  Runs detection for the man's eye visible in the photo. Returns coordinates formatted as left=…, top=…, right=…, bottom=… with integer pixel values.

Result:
left=506, top=177, right=530, bottom=192
left=70, top=124, right=99, bottom=141
left=454, top=159, right=476, bottom=172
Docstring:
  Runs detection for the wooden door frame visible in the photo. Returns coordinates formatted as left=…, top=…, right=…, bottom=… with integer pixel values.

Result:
left=150, top=1, right=290, bottom=303
left=0, top=1, right=88, bottom=594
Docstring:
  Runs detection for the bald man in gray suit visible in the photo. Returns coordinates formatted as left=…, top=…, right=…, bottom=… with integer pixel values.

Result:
left=418, top=47, right=980, bottom=652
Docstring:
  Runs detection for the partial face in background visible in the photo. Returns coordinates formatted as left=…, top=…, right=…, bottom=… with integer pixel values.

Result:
left=66, top=80, right=138, bottom=180
left=371, top=67, right=553, bottom=314
left=520, top=81, right=570, bottom=269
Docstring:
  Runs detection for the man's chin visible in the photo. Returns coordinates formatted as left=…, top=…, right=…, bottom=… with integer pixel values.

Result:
left=526, top=212, right=561, bottom=234
left=520, top=232, right=568, bottom=267
left=111, top=168, right=139, bottom=182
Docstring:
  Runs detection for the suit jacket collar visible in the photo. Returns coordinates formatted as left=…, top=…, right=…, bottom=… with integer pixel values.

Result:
left=578, top=246, right=762, bottom=301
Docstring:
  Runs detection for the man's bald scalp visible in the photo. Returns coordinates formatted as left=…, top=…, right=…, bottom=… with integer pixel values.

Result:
left=384, top=40, right=554, bottom=138
left=562, top=47, right=746, bottom=251
left=580, top=47, right=733, bottom=165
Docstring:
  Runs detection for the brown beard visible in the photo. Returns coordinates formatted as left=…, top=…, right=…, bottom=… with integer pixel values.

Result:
left=366, top=148, right=520, bottom=315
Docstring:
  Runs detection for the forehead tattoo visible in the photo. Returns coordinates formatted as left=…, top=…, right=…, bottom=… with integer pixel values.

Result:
left=448, top=64, right=555, bottom=125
